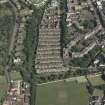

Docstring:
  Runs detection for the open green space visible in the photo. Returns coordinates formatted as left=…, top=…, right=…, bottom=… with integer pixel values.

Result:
left=0, top=3, right=15, bottom=74
left=31, top=0, right=44, bottom=4
left=70, top=46, right=100, bottom=67
left=0, top=75, right=8, bottom=104
left=10, top=71, right=22, bottom=81
left=35, top=80, right=89, bottom=105
left=87, top=75, right=105, bottom=87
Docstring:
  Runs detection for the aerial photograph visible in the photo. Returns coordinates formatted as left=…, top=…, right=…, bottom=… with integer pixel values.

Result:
left=0, top=0, right=105, bottom=105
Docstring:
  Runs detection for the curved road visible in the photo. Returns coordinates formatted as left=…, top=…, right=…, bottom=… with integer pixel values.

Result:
left=4, top=0, right=20, bottom=84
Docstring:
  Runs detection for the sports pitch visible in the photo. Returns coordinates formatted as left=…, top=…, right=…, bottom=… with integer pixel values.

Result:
left=35, top=80, right=89, bottom=105
left=0, top=76, right=7, bottom=104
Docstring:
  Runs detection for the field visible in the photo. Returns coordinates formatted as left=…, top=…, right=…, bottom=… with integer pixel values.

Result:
left=0, top=76, right=8, bottom=104
left=10, top=71, right=22, bottom=81
left=35, top=80, right=89, bottom=105
left=31, top=0, right=43, bottom=4
left=87, top=75, right=105, bottom=87
left=0, top=3, right=15, bottom=75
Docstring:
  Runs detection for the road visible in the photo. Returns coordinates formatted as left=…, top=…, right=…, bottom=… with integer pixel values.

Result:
left=72, top=42, right=96, bottom=58
left=3, top=0, right=19, bottom=84
left=8, top=0, right=20, bottom=55
left=67, top=25, right=102, bottom=50
left=66, top=25, right=102, bottom=58
left=84, top=25, right=102, bottom=40
left=66, top=0, right=104, bottom=59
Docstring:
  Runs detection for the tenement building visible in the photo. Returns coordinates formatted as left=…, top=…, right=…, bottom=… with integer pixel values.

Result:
left=35, top=0, right=68, bottom=74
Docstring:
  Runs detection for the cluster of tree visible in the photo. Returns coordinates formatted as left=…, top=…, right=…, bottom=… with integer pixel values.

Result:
left=22, top=0, right=52, bottom=82
left=0, top=6, right=15, bottom=75
left=70, top=47, right=100, bottom=67
left=33, top=67, right=103, bottom=84
left=60, top=0, right=68, bottom=49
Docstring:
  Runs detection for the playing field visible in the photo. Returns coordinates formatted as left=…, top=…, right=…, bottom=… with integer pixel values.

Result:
left=10, top=71, right=22, bottom=80
left=31, top=0, right=43, bottom=4
left=0, top=76, right=8, bottom=104
left=35, top=80, right=89, bottom=105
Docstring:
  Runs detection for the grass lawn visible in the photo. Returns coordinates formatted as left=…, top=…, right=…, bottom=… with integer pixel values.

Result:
left=70, top=46, right=100, bottom=67
left=0, top=3, right=15, bottom=72
left=0, top=75, right=8, bottom=104
left=31, top=0, right=43, bottom=4
left=35, top=80, right=89, bottom=105
left=0, top=3, right=13, bottom=17
left=10, top=71, right=22, bottom=81
left=87, top=75, right=105, bottom=87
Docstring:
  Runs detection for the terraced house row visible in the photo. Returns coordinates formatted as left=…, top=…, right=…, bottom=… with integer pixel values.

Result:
left=35, top=0, right=68, bottom=74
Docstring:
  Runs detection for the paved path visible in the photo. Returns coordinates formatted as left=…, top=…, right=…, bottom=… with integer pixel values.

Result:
left=8, top=0, right=20, bottom=55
